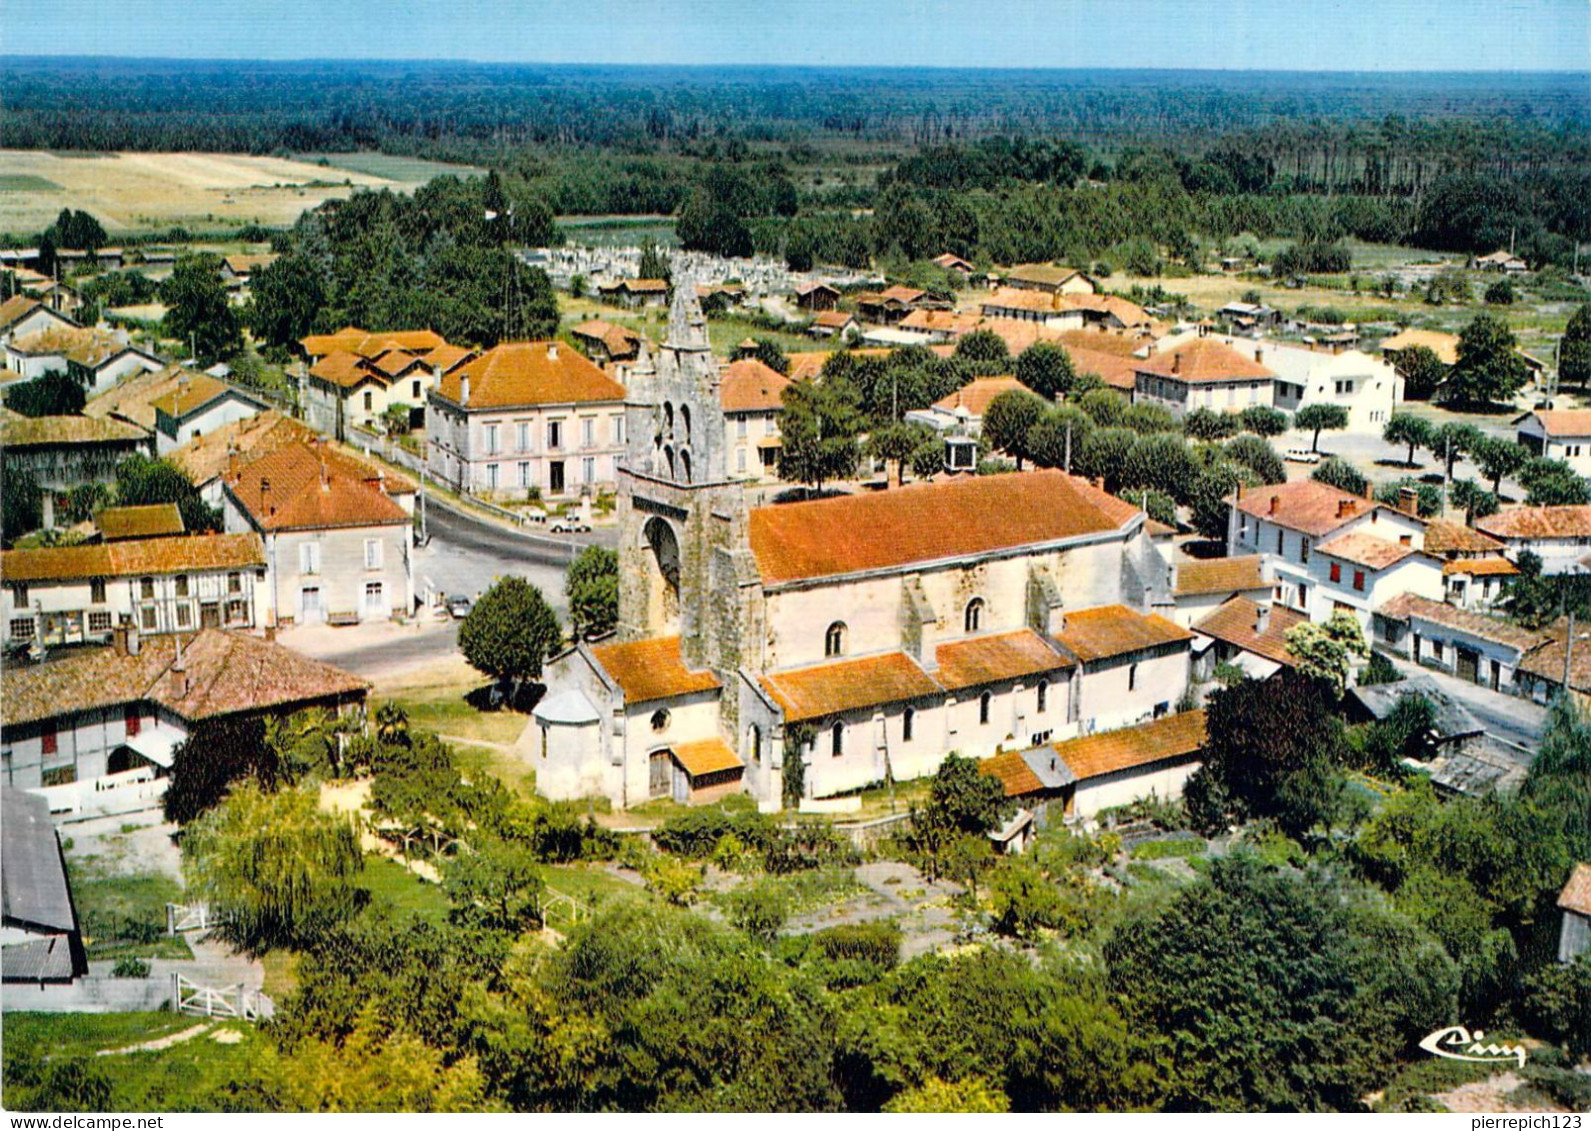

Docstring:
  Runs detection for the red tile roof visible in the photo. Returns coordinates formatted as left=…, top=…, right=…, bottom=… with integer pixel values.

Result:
left=1376, top=593, right=1548, bottom=653
left=148, top=373, right=236, bottom=418
left=571, top=319, right=641, bottom=359
left=226, top=442, right=409, bottom=531
left=670, top=737, right=743, bottom=778
left=1052, top=709, right=1207, bottom=780
left=934, top=629, right=1074, bottom=691
left=932, top=376, right=1032, bottom=417
left=94, top=504, right=185, bottom=541
left=1174, top=555, right=1267, bottom=596
left=981, top=748, right=1045, bottom=796
left=1235, top=479, right=1376, bottom=538
left=811, top=310, right=856, bottom=329
left=0, top=414, right=148, bottom=448
left=1315, top=531, right=1417, bottom=571
left=719, top=359, right=792, bottom=414
left=1, top=629, right=369, bottom=729
left=1379, top=329, right=1459, bottom=366
left=748, top=471, right=1141, bottom=586
left=1192, top=596, right=1306, bottom=667
left=309, top=350, right=378, bottom=390
left=1134, top=338, right=1275, bottom=384
left=1057, top=605, right=1192, bottom=663
left=760, top=652, right=940, bottom=723
left=1423, top=520, right=1504, bottom=556
left=1442, top=557, right=1518, bottom=577
left=300, top=327, right=446, bottom=359
left=1478, top=505, right=1591, bottom=540
left=589, top=635, right=720, bottom=704
left=1526, top=410, right=1591, bottom=438
left=1, top=533, right=264, bottom=583
left=435, top=342, right=625, bottom=410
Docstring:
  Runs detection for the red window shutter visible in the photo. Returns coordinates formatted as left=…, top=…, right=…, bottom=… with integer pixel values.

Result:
left=42, top=725, right=57, bottom=756
left=1330, top=562, right=1341, bottom=583
left=126, top=706, right=141, bottom=738
left=1353, top=571, right=1366, bottom=591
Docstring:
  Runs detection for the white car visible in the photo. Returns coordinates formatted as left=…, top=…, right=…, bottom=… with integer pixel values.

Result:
left=1284, top=448, right=1322, bottom=464
left=550, top=518, right=592, bottom=534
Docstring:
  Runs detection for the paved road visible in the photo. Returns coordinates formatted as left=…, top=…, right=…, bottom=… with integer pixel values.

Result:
left=1384, top=651, right=1547, bottom=751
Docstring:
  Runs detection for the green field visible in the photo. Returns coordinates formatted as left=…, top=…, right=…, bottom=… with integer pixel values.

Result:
left=559, top=216, right=678, bottom=247
left=0, top=174, right=61, bottom=192
left=298, top=151, right=485, bottom=183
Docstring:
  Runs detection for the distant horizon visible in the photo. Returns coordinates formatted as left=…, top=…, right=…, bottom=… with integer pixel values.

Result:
left=5, top=55, right=1590, bottom=77
left=4, top=0, right=1587, bottom=73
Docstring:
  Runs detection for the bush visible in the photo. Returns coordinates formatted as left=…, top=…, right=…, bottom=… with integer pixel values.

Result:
left=814, top=921, right=902, bottom=969
left=1312, top=456, right=1368, bottom=497
left=653, top=803, right=774, bottom=858
left=727, top=883, right=789, bottom=943
left=111, top=956, right=151, bottom=978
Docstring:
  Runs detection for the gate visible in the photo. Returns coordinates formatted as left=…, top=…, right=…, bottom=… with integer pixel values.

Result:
left=170, top=974, right=274, bottom=1021
left=165, top=902, right=214, bottom=935
left=1456, top=646, right=1480, bottom=683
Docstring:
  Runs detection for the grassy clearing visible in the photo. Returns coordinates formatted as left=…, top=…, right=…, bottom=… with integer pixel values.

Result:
left=357, top=855, right=450, bottom=925
left=384, top=688, right=529, bottom=748
left=0, top=174, right=60, bottom=192
left=67, top=861, right=192, bottom=961
left=1, top=1012, right=266, bottom=1112
left=298, top=151, right=485, bottom=183
left=1128, top=837, right=1207, bottom=861
left=454, top=742, right=538, bottom=799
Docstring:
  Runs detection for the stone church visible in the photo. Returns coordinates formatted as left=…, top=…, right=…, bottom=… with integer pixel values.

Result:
left=533, top=283, right=1191, bottom=810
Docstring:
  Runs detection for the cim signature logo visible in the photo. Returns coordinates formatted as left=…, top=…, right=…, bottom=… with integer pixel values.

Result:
left=1419, top=1026, right=1527, bottom=1068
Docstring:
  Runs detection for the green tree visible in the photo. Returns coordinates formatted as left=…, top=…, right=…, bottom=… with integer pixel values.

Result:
left=1390, top=344, right=1448, bottom=401
left=114, top=453, right=222, bottom=533
left=981, top=388, right=1047, bottom=469
left=726, top=883, right=789, bottom=943
left=1185, top=674, right=1345, bottom=839
left=1468, top=435, right=1530, bottom=496
left=1014, top=342, right=1074, bottom=401
left=1448, top=478, right=1499, bottom=520
left=163, top=715, right=275, bottom=825
left=1239, top=405, right=1290, bottom=437
left=458, top=576, right=562, bottom=693
left=1311, top=456, right=1367, bottom=497
left=160, top=253, right=243, bottom=365
left=1560, top=303, right=1591, bottom=388
left=182, top=780, right=363, bottom=954
left=777, top=376, right=864, bottom=492
left=1483, top=278, right=1516, bottom=305
left=676, top=191, right=752, bottom=258
left=1427, top=421, right=1484, bottom=480
left=1184, top=407, right=1240, bottom=441
left=1025, top=405, right=1093, bottom=470
left=883, top=1076, right=1009, bottom=1113
left=565, top=546, right=619, bottom=640
left=1442, top=312, right=1530, bottom=409
left=1382, top=413, right=1434, bottom=467
left=1520, top=456, right=1591, bottom=505
left=1523, top=956, right=1591, bottom=1059
left=247, top=252, right=327, bottom=351
left=953, top=328, right=1011, bottom=370
left=868, top=421, right=938, bottom=485
left=3, top=371, right=86, bottom=417
left=1, top=469, right=43, bottom=545
left=637, top=239, right=672, bottom=284
left=1224, top=434, right=1286, bottom=485
left=1294, top=402, right=1349, bottom=454
left=1284, top=609, right=1369, bottom=698
left=444, top=836, right=545, bottom=933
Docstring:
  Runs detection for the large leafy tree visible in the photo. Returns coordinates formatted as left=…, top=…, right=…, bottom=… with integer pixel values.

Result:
left=114, top=454, right=222, bottom=533
left=1468, top=435, right=1530, bottom=496
left=163, top=714, right=276, bottom=825
left=1442, top=312, right=1530, bottom=409
left=1293, top=402, right=1348, bottom=454
left=1, top=469, right=43, bottom=545
left=443, top=836, right=545, bottom=933
left=3, top=371, right=86, bottom=417
left=1381, top=412, right=1433, bottom=467
left=1388, top=344, right=1447, bottom=401
left=1013, top=342, right=1074, bottom=401
left=458, top=576, right=562, bottom=692
left=1106, top=854, right=1458, bottom=1112
left=247, top=252, right=327, bottom=352
left=1520, top=455, right=1591, bottom=505
left=981, top=388, right=1047, bottom=469
left=160, top=253, right=243, bottom=365
left=1426, top=421, right=1484, bottom=480
left=1283, top=609, right=1369, bottom=698
left=1184, top=674, right=1345, bottom=839
left=1238, top=404, right=1289, bottom=437
left=1560, top=303, right=1591, bottom=388
left=182, top=780, right=364, bottom=955
left=565, top=546, right=618, bottom=640
left=776, top=376, right=864, bottom=492
left=952, top=328, right=1011, bottom=371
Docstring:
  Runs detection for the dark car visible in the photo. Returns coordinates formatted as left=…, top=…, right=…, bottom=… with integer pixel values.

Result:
left=446, top=594, right=473, bottom=619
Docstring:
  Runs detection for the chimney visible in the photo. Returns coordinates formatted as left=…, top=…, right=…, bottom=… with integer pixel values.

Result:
left=1337, top=498, right=1353, bottom=519
left=460, top=374, right=471, bottom=406
left=1397, top=486, right=1419, bottom=517
left=1363, top=479, right=1375, bottom=501
left=170, top=635, right=188, bottom=698
left=125, top=619, right=140, bottom=656
left=1254, top=347, right=1264, bottom=364
left=1256, top=603, right=1272, bottom=635
left=546, top=342, right=559, bottom=361
left=264, top=624, right=277, bottom=643
left=377, top=469, right=387, bottom=495
left=432, top=365, right=443, bottom=383
left=1268, top=493, right=1280, bottom=516
left=112, top=623, right=130, bottom=656
left=1171, top=352, right=1182, bottom=375
left=260, top=476, right=270, bottom=497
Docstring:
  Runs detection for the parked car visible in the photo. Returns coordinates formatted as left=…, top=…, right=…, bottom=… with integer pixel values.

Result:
left=446, top=594, right=473, bottom=619
left=1284, top=448, right=1322, bottom=464
left=550, top=518, right=592, bottom=534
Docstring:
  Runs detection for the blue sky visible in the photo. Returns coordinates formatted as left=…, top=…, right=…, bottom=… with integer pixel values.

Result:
left=4, top=0, right=1587, bottom=70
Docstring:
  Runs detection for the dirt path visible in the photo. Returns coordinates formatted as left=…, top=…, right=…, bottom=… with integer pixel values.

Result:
left=96, top=1022, right=213, bottom=1056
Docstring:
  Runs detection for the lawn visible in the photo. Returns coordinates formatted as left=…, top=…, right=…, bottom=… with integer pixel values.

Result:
left=67, top=861, right=194, bottom=962
left=298, top=151, right=485, bottom=184
left=1128, top=837, right=1207, bottom=861
left=708, top=314, right=819, bottom=358
left=0, top=173, right=60, bottom=192
left=357, top=855, right=451, bottom=925
left=558, top=215, right=678, bottom=248
left=385, top=687, right=529, bottom=749
left=2, top=1012, right=267, bottom=1112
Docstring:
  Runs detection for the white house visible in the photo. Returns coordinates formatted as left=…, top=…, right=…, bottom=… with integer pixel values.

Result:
left=1477, top=506, right=1591, bottom=575
left=719, top=358, right=790, bottom=483
left=1515, top=410, right=1591, bottom=478
left=150, top=374, right=269, bottom=454
left=1132, top=337, right=1276, bottom=420
left=1, top=533, right=267, bottom=649
left=1263, top=341, right=1403, bottom=433
left=0, top=295, right=77, bottom=349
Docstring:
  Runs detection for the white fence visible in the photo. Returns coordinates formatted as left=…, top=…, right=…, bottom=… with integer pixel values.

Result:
left=37, top=767, right=167, bottom=821
left=171, top=973, right=273, bottom=1022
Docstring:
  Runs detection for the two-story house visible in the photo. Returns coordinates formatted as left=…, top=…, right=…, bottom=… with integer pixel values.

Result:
left=222, top=439, right=413, bottom=626
left=1133, top=338, right=1276, bottom=420
left=1, top=532, right=267, bottom=649
left=1516, top=410, right=1591, bottom=479
left=150, top=373, right=268, bottom=454
left=719, top=358, right=790, bottom=483
left=426, top=341, right=629, bottom=501
left=1264, top=340, right=1404, bottom=433
left=1477, top=505, right=1591, bottom=575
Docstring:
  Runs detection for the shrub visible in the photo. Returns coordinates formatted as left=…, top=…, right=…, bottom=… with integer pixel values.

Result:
left=727, top=883, right=789, bottom=943
left=111, top=956, right=151, bottom=978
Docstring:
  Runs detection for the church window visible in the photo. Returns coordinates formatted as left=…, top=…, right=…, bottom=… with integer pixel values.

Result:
left=964, top=598, right=984, bottom=633
left=749, top=724, right=762, bottom=765
left=831, top=722, right=844, bottom=757
left=979, top=691, right=992, bottom=725
left=1128, top=663, right=1138, bottom=691
left=679, top=449, right=692, bottom=484
left=680, top=405, right=692, bottom=443
left=663, top=402, right=675, bottom=440
left=825, top=621, right=847, bottom=657
left=902, top=708, right=914, bottom=742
